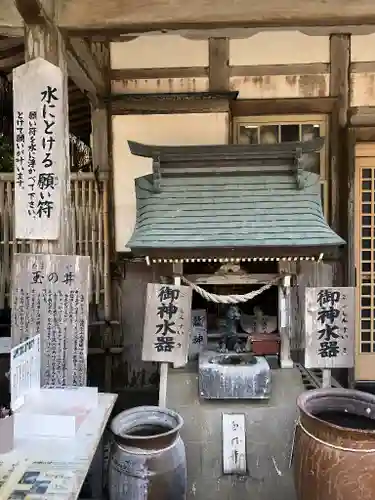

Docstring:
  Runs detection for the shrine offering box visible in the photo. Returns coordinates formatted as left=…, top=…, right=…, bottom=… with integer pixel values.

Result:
left=10, top=335, right=98, bottom=439
left=250, top=333, right=281, bottom=356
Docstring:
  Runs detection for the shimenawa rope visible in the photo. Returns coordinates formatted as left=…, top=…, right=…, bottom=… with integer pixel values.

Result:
left=181, top=275, right=284, bottom=304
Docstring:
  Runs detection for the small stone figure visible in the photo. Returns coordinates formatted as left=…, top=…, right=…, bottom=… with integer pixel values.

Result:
left=218, top=305, right=246, bottom=353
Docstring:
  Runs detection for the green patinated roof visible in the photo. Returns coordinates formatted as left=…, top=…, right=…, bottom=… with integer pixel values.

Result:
left=126, top=140, right=345, bottom=257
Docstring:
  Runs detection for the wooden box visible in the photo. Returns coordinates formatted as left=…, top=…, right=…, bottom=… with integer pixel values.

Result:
left=250, top=333, right=280, bottom=356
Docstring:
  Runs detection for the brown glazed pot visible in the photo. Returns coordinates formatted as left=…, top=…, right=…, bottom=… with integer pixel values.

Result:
left=294, top=388, right=375, bottom=500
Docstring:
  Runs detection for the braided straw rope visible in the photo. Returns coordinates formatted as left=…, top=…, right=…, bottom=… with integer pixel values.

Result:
left=181, top=275, right=284, bottom=304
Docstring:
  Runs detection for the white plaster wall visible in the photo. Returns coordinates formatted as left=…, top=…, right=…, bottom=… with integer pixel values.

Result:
left=352, top=34, right=375, bottom=62
left=231, top=74, right=329, bottom=99
left=112, top=113, right=229, bottom=251
left=229, top=31, right=330, bottom=65
left=351, top=35, right=375, bottom=106
left=111, top=77, right=209, bottom=94
left=351, top=73, right=375, bottom=106
left=111, top=35, right=209, bottom=69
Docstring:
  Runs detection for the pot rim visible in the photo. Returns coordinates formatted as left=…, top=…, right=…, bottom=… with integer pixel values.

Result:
left=110, top=405, right=184, bottom=442
left=297, top=388, right=375, bottom=435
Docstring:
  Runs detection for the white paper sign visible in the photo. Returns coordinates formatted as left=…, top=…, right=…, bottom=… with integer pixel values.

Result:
left=222, top=413, right=247, bottom=475
left=13, top=57, right=65, bottom=240
left=142, top=283, right=192, bottom=365
left=10, top=334, right=41, bottom=412
left=189, top=309, right=207, bottom=358
left=305, top=287, right=355, bottom=369
left=11, top=253, right=91, bottom=387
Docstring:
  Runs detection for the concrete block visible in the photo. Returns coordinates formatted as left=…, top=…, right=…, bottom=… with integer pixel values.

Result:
left=199, top=351, right=271, bottom=400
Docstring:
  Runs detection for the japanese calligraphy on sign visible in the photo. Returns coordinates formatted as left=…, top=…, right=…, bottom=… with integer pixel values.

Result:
left=189, top=309, right=207, bottom=359
left=305, top=287, right=355, bottom=369
left=222, top=413, right=247, bottom=475
left=13, top=58, right=65, bottom=239
left=142, top=283, right=192, bottom=365
left=10, top=334, right=41, bottom=412
left=11, top=254, right=91, bottom=387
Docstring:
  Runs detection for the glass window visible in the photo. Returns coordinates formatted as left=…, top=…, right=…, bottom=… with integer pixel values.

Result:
left=234, top=115, right=328, bottom=217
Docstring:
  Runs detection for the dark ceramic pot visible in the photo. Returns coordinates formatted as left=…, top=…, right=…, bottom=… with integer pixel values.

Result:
left=108, top=406, right=186, bottom=500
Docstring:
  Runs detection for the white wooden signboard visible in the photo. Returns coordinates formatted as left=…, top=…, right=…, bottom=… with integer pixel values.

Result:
left=142, top=283, right=192, bottom=366
left=13, top=57, right=65, bottom=240
left=222, top=413, right=247, bottom=475
left=11, top=253, right=91, bottom=387
left=305, top=287, right=355, bottom=369
left=189, top=309, right=207, bottom=358
left=10, top=334, right=41, bottom=412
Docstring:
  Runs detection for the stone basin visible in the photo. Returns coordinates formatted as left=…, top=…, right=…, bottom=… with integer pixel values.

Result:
left=199, top=349, right=271, bottom=400
left=208, top=353, right=257, bottom=366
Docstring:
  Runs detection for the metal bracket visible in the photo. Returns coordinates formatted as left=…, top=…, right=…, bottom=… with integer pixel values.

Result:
left=152, top=154, right=161, bottom=193
left=294, top=147, right=305, bottom=190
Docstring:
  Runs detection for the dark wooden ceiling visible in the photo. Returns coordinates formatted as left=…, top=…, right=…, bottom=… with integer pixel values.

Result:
left=0, top=35, right=91, bottom=144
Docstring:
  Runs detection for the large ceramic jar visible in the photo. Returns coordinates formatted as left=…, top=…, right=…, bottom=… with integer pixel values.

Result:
left=108, top=405, right=186, bottom=500
left=294, top=388, right=375, bottom=500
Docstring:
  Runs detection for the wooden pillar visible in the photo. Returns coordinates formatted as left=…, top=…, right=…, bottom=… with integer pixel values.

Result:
left=23, top=17, right=71, bottom=255
left=208, top=38, right=230, bottom=92
left=329, top=34, right=351, bottom=286
left=90, top=41, right=114, bottom=392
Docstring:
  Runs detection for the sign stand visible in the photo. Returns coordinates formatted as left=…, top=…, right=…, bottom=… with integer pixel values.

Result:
left=141, top=265, right=192, bottom=408
left=11, top=253, right=91, bottom=387
left=322, top=369, right=332, bottom=388
left=305, top=287, right=355, bottom=386
left=158, top=273, right=182, bottom=407
left=158, top=362, right=169, bottom=408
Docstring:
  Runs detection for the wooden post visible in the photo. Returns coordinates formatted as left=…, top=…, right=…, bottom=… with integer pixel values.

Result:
left=158, top=263, right=183, bottom=407
left=279, top=274, right=293, bottom=369
left=158, top=362, right=169, bottom=408
left=208, top=38, right=230, bottom=92
left=322, top=368, right=332, bottom=388
left=90, top=41, right=114, bottom=392
left=23, top=14, right=71, bottom=256
left=329, top=34, right=350, bottom=287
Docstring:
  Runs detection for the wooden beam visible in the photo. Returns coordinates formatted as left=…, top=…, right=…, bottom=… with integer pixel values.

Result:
left=0, top=52, right=24, bottom=70
left=354, top=126, right=375, bottom=141
left=350, top=106, right=375, bottom=127
left=111, top=94, right=232, bottom=114
left=110, top=62, right=330, bottom=82
left=15, top=0, right=105, bottom=102
left=231, top=97, right=337, bottom=116
left=67, top=37, right=106, bottom=95
left=111, top=67, right=208, bottom=80
left=0, top=36, right=23, bottom=50
left=56, top=0, right=375, bottom=35
left=208, top=38, right=229, bottom=92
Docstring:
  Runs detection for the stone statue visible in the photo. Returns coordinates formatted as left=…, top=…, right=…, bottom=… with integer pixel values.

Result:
left=218, top=305, right=246, bottom=353
left=240, top=306, right=277, bottom=335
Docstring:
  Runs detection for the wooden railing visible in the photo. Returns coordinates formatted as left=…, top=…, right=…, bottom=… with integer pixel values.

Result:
left=0, top=172, right=110, bottom=309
